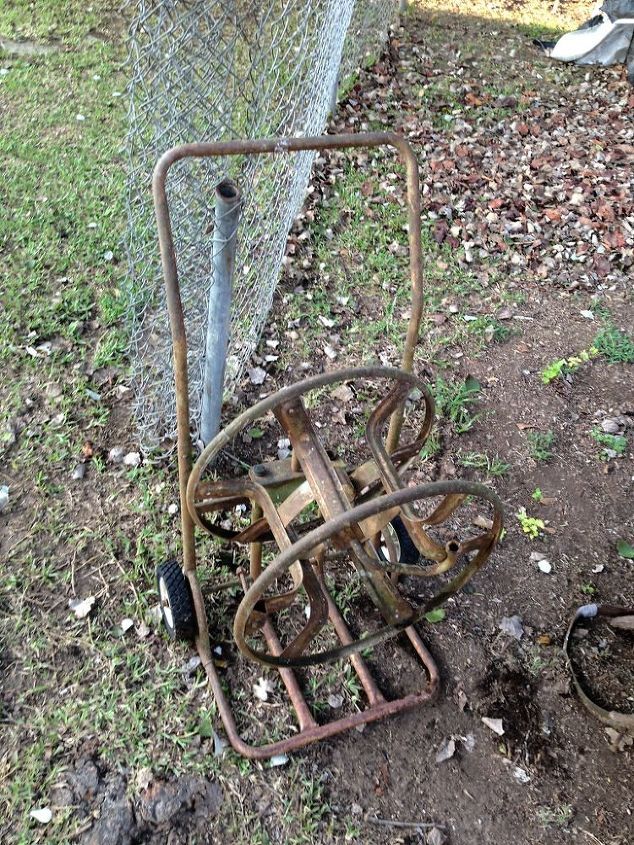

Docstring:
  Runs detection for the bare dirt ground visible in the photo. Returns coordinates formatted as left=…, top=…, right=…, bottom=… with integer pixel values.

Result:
left=1, top=2, right=633, bottom=844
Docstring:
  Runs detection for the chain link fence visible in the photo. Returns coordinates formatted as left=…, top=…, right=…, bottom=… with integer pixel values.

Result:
left=124, top=0, right=401, bottom=449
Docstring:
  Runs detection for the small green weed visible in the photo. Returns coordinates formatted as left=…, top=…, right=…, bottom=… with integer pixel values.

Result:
left=516, top=507, right=545, bottom=539
left=420, top=429, right=442, bottom=460
left=527, top=430, right=555, bottom=462
left=537, top=804, right=573, bottom=828
left=433, top=375, right=481, bottom=434
left=458, top=451, right=510, bottom=477
left=531, top=487, right=543, bottom=502
left=616, top=539, right=634, bottom=559
left=541, top=346, right=598, bottom=384
left=590, top=428, right=627, bottom=459
left=467, top=317, right=513, bottom=344
left=593, top=325, right=634, bottom=364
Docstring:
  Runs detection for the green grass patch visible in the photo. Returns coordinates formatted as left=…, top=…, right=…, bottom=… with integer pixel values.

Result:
left=527, top=430, right=555, bottom=462
left=594, top=325, right=634, bottom=364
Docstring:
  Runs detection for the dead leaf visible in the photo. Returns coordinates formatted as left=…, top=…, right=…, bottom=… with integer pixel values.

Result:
left=253, top=677, right=275, bottom=702
left=482, top=717, right=504, bottom=736
left=248, top=367, right=266, bottom=385
left=136, top=767, right=153, bottom=791
left=69, top=596, right=95, bottom=619
left=608, top=615, right=634, bottom=631
left=332, top=384, right=353, bottom=403
left=30, top=808, right=52, bottom=825
left=435, top=737, right=456, bottom=764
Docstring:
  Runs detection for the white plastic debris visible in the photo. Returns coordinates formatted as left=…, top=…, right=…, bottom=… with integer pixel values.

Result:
left=323, top=344, right=337, bottom=360
left=213, top=730, right=228, bottom=757
left=538, top=560, right=553, bottom=574
left=601, top=418, right=621, bottom=434
left=0, top=485, right=9, bottom=513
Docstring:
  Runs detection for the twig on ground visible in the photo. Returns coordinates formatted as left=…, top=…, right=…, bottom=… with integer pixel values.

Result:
left=366, top=816, right=447, bottom=830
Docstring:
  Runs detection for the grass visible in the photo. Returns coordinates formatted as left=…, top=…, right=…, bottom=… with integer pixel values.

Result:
left=526, top=430, right=555, bottom=462
left=593, top=324, right=634, bottom=365
left=432, top=375, right=481, bottom=434
left=0, top=7, right=232, bottom=839
left=590, top=428, right=628, bottom=459
left=536, top=804, right=573, bottom=828
left=458, top=451, right=510, bottom=477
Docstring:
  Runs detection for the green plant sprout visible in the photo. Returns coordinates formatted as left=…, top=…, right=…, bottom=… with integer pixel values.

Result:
left=527, top=430, right=555, bottom=462
left=516, top=507, right=545, bottom=539
left=593, top=325, right=634, bottom=364
left=531, top=487, right=543, bottom=502
left=541, top=346, right=598, bottom=384
left=590, top=428, right=627, bottom=459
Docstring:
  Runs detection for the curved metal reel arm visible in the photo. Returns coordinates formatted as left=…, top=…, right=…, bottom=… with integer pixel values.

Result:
left=233, top=479, right=503, bottom=669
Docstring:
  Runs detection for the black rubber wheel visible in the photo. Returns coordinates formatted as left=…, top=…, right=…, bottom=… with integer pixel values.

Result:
left=156, top=559, right=197, bottom=641
left=379, top=516, right=421, bottom=565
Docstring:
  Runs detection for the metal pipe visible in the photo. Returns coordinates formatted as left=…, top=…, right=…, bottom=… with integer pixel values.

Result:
left=329, top=75, right=338, bottom=117
left=200, top=178, right=241, bottom=445
left=153, top=133, right=426, bottom=460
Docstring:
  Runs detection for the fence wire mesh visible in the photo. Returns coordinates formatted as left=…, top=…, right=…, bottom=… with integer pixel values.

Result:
left=125, top=0, right=400, bottom=449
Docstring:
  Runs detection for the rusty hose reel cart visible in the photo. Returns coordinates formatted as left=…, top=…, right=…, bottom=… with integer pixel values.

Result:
left=153, top=132, right=504, bottom=759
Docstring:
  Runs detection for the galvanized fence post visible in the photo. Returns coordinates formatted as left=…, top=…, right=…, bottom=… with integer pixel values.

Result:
left=200, top=178, right=241, bottom=446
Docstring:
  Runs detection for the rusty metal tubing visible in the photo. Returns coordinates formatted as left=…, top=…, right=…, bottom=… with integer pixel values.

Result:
left=186, top=366, right=433, bottom=535
left=365, top=382, right=471, bottom=573
left=233, top=479, right=503, bottom=668
left=564, top=603, right=634, bottom=734
left=197, top=634, right=438, bottom=759
left=153, top=133, right=425, bottom=577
